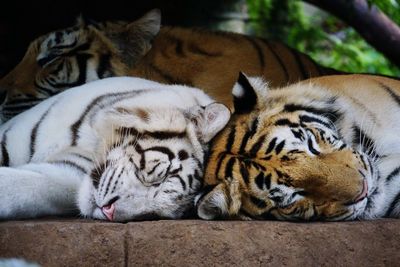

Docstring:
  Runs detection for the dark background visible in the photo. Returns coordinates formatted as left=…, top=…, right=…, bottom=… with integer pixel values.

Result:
left=0, top=0, right=239, bottom=77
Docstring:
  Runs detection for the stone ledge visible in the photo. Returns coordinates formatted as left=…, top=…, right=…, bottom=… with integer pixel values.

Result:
left=1, top=218, right=399, bottom=266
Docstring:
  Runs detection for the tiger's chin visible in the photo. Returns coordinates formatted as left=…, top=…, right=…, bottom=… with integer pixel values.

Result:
left=76, top=175, right=194, bottom=221
left=349, top=160, right=380, bottom=220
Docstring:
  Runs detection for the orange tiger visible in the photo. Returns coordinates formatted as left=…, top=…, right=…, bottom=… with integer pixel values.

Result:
left=0, top=9, right=338, bottom=122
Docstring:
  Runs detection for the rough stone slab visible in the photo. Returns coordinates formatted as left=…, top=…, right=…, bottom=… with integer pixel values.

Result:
left=1, top=218, right=399, bottom=266
left=0, top=219, right=126, bottom=267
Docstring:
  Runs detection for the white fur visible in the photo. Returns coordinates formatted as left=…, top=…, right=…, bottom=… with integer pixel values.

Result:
left=0, top=77, right=230, bottom=220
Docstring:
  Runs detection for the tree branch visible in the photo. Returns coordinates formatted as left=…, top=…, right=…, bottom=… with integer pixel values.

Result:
left=304, top=0, right=400, bottom=69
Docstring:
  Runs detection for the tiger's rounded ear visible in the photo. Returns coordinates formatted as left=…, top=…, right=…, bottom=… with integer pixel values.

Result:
left=196, top=180, right=242, bottom=220
left=127, top=8, right=161, bottom=38
left=195, top=184, right=229, bottom=220
left=232, top=72, right=268, bottom=114
left=109, top=9, right=161, bottom=67
left=186, top=102, right=231, bottom=143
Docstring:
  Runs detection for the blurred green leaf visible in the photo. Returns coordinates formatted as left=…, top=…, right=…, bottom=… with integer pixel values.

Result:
left=246, top=0, right=400, bottom=77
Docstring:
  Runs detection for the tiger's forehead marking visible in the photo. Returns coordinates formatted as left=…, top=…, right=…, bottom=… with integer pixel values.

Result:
left=37, top=28, right=83, bottom=60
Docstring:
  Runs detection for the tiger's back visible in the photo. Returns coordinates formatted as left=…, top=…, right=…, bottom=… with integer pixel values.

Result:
left=0, top=9, right=338, bottom=122
left=130, top=26, right=336, bottom=107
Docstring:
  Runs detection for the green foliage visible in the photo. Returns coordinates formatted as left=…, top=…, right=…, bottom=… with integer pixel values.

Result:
left=246, top=0, right=400, bottom=76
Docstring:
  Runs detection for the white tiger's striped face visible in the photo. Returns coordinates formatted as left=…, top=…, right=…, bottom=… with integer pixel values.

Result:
left=78, top=103, right=230, bottom=221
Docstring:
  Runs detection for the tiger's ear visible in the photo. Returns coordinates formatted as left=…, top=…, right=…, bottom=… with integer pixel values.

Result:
left=186, top=102, right=231, bottom=143
left=232, top=72, right=268, bottom=114
left=196, top=180, right=241, bottom=220
left=75, top=14, right=100, bottom=28
left=107, top=9, right=161, bottom=67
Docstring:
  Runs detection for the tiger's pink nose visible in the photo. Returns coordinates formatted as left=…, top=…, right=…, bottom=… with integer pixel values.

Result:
left=102, top=203, right=115, bottom=221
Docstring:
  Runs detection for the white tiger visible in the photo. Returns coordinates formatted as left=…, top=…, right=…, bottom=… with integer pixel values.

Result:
left=0, top=77, right=230, bottom=221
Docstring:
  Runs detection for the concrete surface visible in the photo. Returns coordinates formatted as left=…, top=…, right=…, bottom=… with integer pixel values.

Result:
left=0, top=218, right=399, bottom=266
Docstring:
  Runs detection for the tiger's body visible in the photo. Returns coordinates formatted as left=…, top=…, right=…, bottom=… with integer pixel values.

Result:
left=197, top=74, right=400, bottom=221
left=0, top=76, right=230, bottom=221
left=0, top=9, right=338, bottom=122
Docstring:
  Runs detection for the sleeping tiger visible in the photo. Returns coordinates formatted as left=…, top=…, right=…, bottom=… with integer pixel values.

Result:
left=196, top=73, right=400, bottom=221
left=0, top=76, right=230, bottom=221
left=0, top=9, right=338, bottom=123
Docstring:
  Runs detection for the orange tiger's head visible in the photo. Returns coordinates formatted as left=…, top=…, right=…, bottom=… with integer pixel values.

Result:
left=196, top=73, right=375, bottom=221
left=0, top=9, right=161, bottom=122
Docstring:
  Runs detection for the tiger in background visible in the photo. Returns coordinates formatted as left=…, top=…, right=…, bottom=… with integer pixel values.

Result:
left=196, top=73, right=400, bottom=221
left=0, top=9, right=339, bottom=123
left=0, top=76, right=230, bottom=221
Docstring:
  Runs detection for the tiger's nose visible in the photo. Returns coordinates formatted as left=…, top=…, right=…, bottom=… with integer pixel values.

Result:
left=102, top=203, right=115, bottom=221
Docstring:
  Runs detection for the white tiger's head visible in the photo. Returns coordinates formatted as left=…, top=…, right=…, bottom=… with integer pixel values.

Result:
left=78, top=102, right=230, bottom=221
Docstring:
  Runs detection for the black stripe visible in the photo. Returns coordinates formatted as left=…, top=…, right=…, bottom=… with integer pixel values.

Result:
left=54, top=31, right=63, bottom=44
left=51, top=38, right=78, bottom=50
left=188, top=174, right=194, bottom=189
left=34, top=80, right=57, bottom=96
left=275, top=119, right=299, bottom=128
left=291, top=129, right=304, bottom=141
left=101, top=168, right=117, bottom=195
left=255, top=173, right=265, bottom=190
left=215, top=152, right=227, bottom=179
left=385, top=191, right=400, bottom=217
left=224, top=157, right=236, bottom=179
left=225, top=125, right=236, bottom=152
left=52, top=53, right=91, bottom=88
left=0, top=127, right=11, bottom=166
left=249, top=135, right=266, bottom=157
left=90, top=163, right=106, bottom=189
left=299, top=114, right=332, bottom=129
left=265, top=137, right=277, bottom=155
left=117, top=127, right=186, bottom=140
left=50, top=160, right=87, bottom=174
left=70, top=152, right=93, bottom=163
left=106, top=167, right=124, bottom=196
left=380, top=83, right=400, bottom=106
left=246, top=37, right=265, bottom=69
left=63, top=42, right=91, bottom=57
left=239, top=162, right=250, bottom=184
left=386, top=166, right=400, bottom=183
left=275, top=140, right=285, bottom=154
left=261, top=40, right=289, bottom=81
left=146, top=146, right=175, bottom=161
left=292, top=50, right=308, bottom=79
left=238, top=118, right=258, bottom=154
left=4, top=99, right=42, bottom=109
left=187, top=43, right=222, bottom=57
left=307, top=138, right=320, bottom=155
left=30, top=103, right=56, bottom=159
left=97, top=53, right=113, bottom=78
left=71, top=90, right=145, bottom=146
left=148, top=63, right=192, bottom=86
left=250, top=195, right=267, bottom=208
left=175, top=38, right=185, bottom=57
left=239, top=131, right=252, bottom=154
left=284, top=104, right=340, bottom=124
left=171, top=175, right=187, bottom=191
left=264, top=173, right=271, bottom=189
left=148, top=162, right=161, bottom=175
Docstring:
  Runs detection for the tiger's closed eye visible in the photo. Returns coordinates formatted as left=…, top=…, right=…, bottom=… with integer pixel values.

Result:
left=37, top=53, right=60, bottom=67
